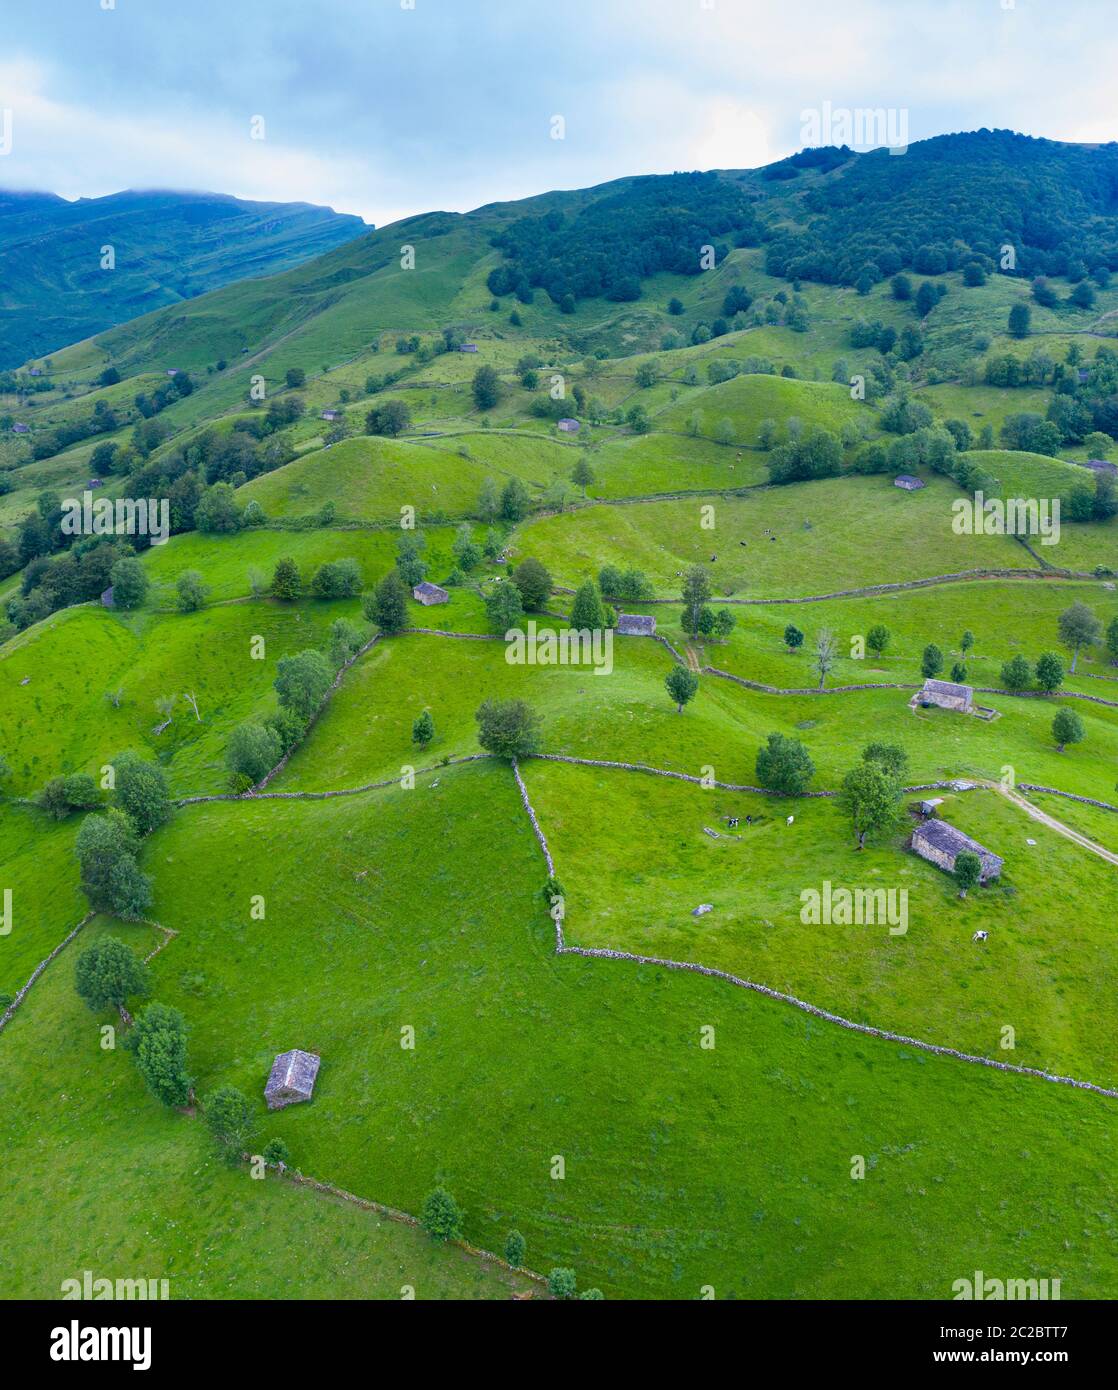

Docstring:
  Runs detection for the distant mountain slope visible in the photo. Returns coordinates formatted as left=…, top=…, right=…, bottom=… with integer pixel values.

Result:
left=0, top=188, right=368, bottom=367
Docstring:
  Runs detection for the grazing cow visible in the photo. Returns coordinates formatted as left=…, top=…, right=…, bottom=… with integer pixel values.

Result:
left=972, top=930, right=988, bottom=942
left=786, top=815, right=794, bottom=826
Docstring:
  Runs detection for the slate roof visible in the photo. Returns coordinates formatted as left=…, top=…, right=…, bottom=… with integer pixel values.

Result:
left=912, top=819, right=1003, bottom=879
left=413, top=581, right=449, bottom=604
left=557, top=418, right=581, bottom=432
left=265, top=1049, right=320, bottom=1104
left=893, top=474, right=925, bottom=490
left=923, top=678, right=973, bottom=704
left=616, top=613, right=656, bottom=636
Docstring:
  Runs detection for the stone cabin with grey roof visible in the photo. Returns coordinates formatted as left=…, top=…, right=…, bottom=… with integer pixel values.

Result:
left=265, top=1049, right=321, bottom=1110
left=616, top=613, right=656, bottom=636
left=911, top=819, right=1002, bottom=883
left=920, top=678, right=973, bottom=713
left=413, top=581, right=449, bottom=606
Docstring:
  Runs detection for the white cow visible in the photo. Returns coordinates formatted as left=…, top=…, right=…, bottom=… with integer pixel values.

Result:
left=972, top=930, right=988, bottom=943
left=786, top=815, right=794, bottom=826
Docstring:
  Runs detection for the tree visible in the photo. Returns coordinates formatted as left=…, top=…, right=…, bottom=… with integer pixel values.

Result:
left=226, top=722, right=283, bottom=785
left=1008, top=303, right=1031, bottom=339
left=921, top=644, right=944, bottom=680
left=784, top=624, right=804, bottom=653
left=501, top=477, right=531, bottom=522
left=755, top=732, right=815, bottom=796
left=953, top=850, right=982, bottom=899
left=195, top=482, right=243, bottom=533
left=681, top=565, right=711, bottom=636
left=485, top=580, right=525, bottom=633
left=505, top=1230, right=526, bottom=1268
left=960, top=630, right=975, bottom=656
left=839, top=760, right=902, bottom=849
left=571, top=456, right=595, bottom=496
left=328, top=618, right=363, bottom=666
left=114, top=753, right=172, bottom=834
left=74, top=936, right=150, bottom=1013
left=999, top=654, right=1032, bottom=692
left=271, top=556, right=302, bottom=601
left=175, top=569, right=209, bottom=613
left=1034, top=651, right=1065, bottom=694
left=38, top=773, right=100, bottom=819
left=712, top=608, right=735, bottom=641
left=866, top=624, right=890, bottom=656
left=312, top=558, right=362, bottom=599
left=285, top=367, right=306, bottom=388
left=950, top=662, right=968, bottom=683
left=412, top=709, right=434, bottom=748
left=74, top=809, right=152, bottom=918
left=626, top=404, right=651, bottom=434
left=863, top=742, right=909, bottom=779
left=569, top=580, right=606, bottom=630
left=274, top=649, right=333, bottom=720
left=513, top=557, right=552, bottom=610
left=109, top=556, right=149, bottom=610
left=475, top=698, right=541, bottom=759
left=124, top=1002, right=191, bottom=1106
left=665, top=665, right=699, bottom=714
left=1107, top=616, right=1118, bottom=666
left=365, top=399, right=411, bottom=436
left=580, top=1287, right=606, bottom=1300
left=1058, top=602, right=1101, bottom=673
left=472, top=366, right=501, bottom=411
left=364, top=571, right=408, bottom=634
left=204, top=1085, right=256, bottom=1162
left=813, top=629, right=838, bottom=690
left=548, top=1268, right=578, bottom=1300
left=420, top=1186, right=464, bottom=1241
left=1052, top=707, right=1085, bottom=752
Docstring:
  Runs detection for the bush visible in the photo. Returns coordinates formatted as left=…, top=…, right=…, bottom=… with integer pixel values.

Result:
left=420, top=1186, right=464, bottom=1242
left=548, top=1268, right=578, bottom=1299
left=227, top=722, right=283, bottom=784
left=504, top=1230, right=526, bottom=1267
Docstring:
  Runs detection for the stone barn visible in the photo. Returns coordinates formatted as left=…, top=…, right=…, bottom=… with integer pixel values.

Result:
left=265, top=1049, right=321, bottom=1110
left=557, top=418, right=581, bottom=434
left=919, top=678, right=973, bottom=713
left=893, top=474, right=925, bottom=491
left=615, top=613, right=656, bottom=637
left=413, top=581, right=449, bottom=606
left=911, top=820, right=1002, bottom=883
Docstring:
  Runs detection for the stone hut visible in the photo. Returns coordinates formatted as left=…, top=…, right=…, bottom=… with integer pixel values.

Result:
left=459, top=343, right=479, bottom=353
left=920, top=678, right=973, bottom=713
left=615, top=613, right=656, bottom=637
left=911, top=819, right=1002, bottom=883
left=557, top=418, right=581, bottom=434
left=413, top=581, right=449, bottom=606
left=265, top=1049, right=321, bottom=1110
left=893, top=474, right=925, bottom=491
left=320, top=409, right=340, bottom=421
left=11, top=423, right=29, bottom=434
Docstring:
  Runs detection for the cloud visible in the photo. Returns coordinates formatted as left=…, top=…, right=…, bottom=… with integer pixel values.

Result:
left=0, top=0, right=1115, bottom=226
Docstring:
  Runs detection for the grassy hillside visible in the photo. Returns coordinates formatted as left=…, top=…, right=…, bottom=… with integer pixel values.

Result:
left=0, top=190, right=366, bottom=369
left=4, top=130, right=1118, bottom=1302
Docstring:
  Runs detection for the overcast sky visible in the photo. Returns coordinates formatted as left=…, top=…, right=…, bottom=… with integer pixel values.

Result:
left=1, top=0, right=1115, bottom=228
